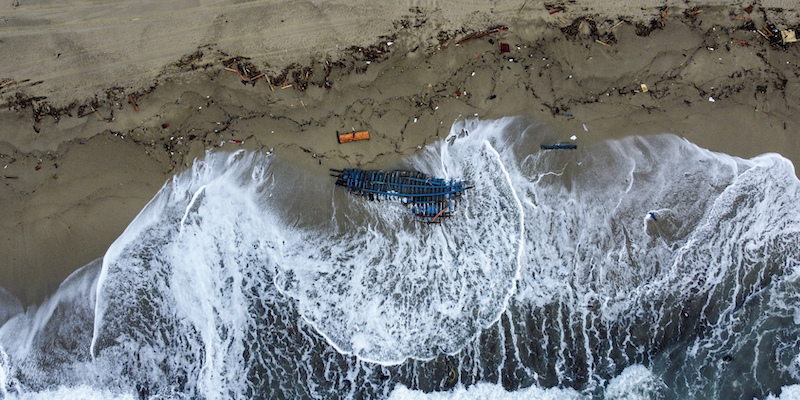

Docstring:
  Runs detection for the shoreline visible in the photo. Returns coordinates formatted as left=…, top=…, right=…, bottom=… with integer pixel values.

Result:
left=2, top=2, right=800, bottom=306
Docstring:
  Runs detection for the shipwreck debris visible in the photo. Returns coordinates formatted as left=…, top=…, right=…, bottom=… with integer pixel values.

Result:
left=331, top=169, right=471, bottom=223
left=541, top=143, right=577, bottom=150
left=337, top=130, right=370, bottom=143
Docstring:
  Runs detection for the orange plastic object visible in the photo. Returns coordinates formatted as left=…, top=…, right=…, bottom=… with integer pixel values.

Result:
left=337, top=130, right=370, bottom=143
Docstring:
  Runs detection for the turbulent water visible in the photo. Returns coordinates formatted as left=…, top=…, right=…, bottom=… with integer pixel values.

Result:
left=1, top=117, right=799, bottom=399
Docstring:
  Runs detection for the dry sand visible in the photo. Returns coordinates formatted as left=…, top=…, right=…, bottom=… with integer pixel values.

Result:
left=1, top=0, right=800, bottom=306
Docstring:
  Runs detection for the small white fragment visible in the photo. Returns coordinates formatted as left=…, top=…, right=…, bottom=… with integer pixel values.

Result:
left=583, top=124, right=588, bottom=132
left=414, top=117, right=418, bottom=123
left=471, top=72, right=475, bottom=76
left=708, top=97, right=715, bottom=102
left=570, top=135, right=577, bottom=141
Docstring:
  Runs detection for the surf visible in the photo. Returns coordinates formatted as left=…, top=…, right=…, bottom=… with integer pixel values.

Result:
left=0, top=118, right=798, bottom=399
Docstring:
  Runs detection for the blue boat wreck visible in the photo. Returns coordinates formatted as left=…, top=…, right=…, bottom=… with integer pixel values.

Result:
left=331, top=169, right=472, bottom=223
left=540, top=142, right=577, bottom=150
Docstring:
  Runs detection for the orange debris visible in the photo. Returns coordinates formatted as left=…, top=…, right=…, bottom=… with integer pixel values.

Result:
left=337, top=130, right=370, bottom=143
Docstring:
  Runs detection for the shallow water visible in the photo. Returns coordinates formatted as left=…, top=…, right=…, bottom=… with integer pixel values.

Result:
left=1, top=117, right=799, bottom=399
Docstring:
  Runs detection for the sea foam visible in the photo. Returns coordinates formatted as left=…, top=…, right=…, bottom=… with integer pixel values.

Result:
left=1, top=118, right=798, bottom=399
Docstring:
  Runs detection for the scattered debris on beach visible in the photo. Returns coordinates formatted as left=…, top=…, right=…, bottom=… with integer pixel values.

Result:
left=219, top=56, right=265, bottom=87
left=0, top=4, right=798, bottom=181
left=456, top=26, right=508, bottom=45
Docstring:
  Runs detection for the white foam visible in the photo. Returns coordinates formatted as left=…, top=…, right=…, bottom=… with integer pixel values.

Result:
left=3, top=119, right=799, bottom=399
left=90, top=150, right=279, bottom=398
left=85, top=125, right=800, bottom=396
left=764, top=384, right=800, bottom=400
left=388, top=368, right=668, bottom=400
left=275, top=119, right=525, bottom=364
left=604, top=365, right=666, bottom=400
left=1, top=258, right=101, bottom=360
left=388, top=382, right=583, bottom=400
left=10, top=385, right=135, bottom=400
left=0, top=346, right=9, bottom=398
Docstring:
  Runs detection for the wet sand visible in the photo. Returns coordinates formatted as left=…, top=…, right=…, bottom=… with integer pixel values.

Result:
left=1, top=1, right=799, bottom=306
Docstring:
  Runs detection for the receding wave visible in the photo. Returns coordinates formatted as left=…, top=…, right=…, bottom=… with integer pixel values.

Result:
left=1, top=118, right=798, bottom=399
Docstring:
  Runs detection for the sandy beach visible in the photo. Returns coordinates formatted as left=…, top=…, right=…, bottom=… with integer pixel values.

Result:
left=1, top=0, right=800, bottom=307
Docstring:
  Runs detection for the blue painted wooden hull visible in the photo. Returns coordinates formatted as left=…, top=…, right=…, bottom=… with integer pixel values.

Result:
left=331, top=169, right=471, bottom=222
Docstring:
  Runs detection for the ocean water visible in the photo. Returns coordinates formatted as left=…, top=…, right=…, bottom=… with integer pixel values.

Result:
left=1, top=117, right=799, bottom=399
